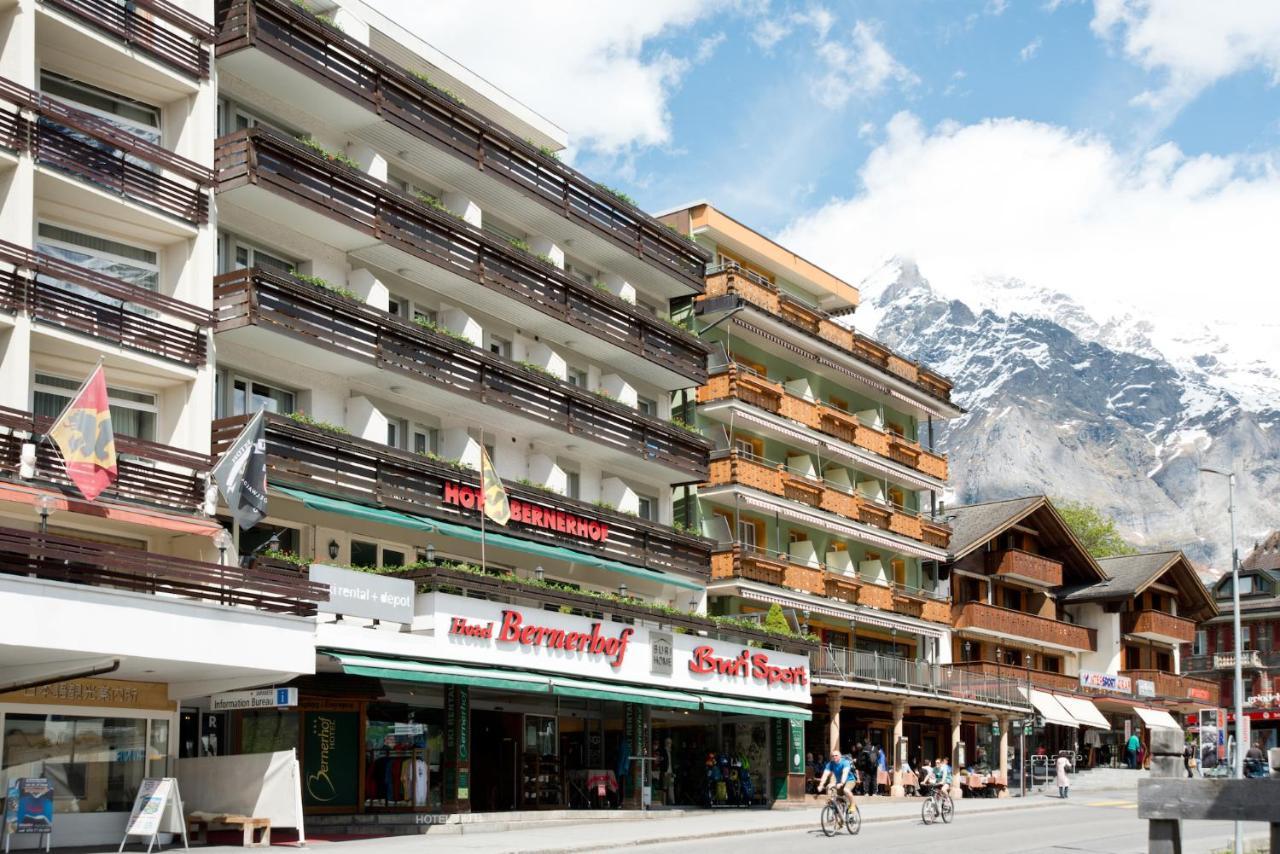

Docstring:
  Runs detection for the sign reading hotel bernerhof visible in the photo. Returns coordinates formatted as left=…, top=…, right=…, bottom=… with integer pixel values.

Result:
left=309, top=563, right=414, bottom=623
left=650, top=631, right=673, bottom=675
left=210, top=687, right=299, bottom=712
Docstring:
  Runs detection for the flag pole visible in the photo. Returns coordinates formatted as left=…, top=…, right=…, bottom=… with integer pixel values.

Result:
left=478, top=429, right=487, bottom=574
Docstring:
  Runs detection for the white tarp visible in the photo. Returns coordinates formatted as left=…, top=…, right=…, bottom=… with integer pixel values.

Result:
left=1025, top=688, right=1078, bottom=728
left=1134, top=707, right=1181, bottom=730
left=1056, top=695, right=1111, bottom=729
left=177, top=749, right=305, bottom=841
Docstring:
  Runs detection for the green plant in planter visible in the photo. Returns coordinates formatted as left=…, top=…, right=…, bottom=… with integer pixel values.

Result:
left=296, top=136, right=360, bottom=170
left=412, top=316, right=474, bottom=346
left=598, top=184, right=636, bottom=206
left=287, top=411, right=349, bottom=435
left=290, top=270, right=358, bottom=300
left=517, top=360, right=557, bottom=379
left=668, top=417, right=700, bottom=434
left=509, top=238, right=532, bottom=253
left=592, top=499, right=616, bottom=512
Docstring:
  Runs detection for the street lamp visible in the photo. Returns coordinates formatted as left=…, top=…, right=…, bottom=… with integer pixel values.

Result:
left=1200, top=465, right=1243, bottom=854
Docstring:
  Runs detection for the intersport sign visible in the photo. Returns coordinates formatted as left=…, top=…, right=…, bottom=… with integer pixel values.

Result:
left=424, top=592, right=810, bottom=704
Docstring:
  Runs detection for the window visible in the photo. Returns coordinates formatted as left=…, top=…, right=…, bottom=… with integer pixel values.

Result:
left=733, top=436, right=763, bottom=461
left=386, top=419, right=401, bottom=449
left=389, top=293, right=435, bottom=325
left=566, top=368, right=588, bottom=388
left=637, top=396, right=656, bottom=417
left=1241, top=625, right=1253, bottom=650
left=737, top=518, right=757, bottom=549
left=1124, top=645, right=1141, bottom=670
left=892, top=558, right=906, bottom=587
left=1156, top=650, right=1172, bottom=672
left=37, top=222, right=159, bottom=308
left=1002, top=587, right=1023, bottom=612
left=34, top=372, right=157, bottom=441
left=351, top=540, right=407, bottom=570
left=41, top=71, right=161, bottom=145
left=1193, top=630, right=1208, bottom=656
left=227, top=236, right=295, bottom=276
left=1042, top=655, right=1062, bottom=673
left=230, top=376, right=295, bottom=416
left=488, top=336, right=511, bottom=359
left=1239, top=576, right=1256, bottom=595
left=564, top=470, right=580, bottom=500
left=412, top=425, right=438, bottom=456
left=636, top=495, right=655, bottom=522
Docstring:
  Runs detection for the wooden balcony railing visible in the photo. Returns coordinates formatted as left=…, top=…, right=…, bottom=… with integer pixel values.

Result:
left=948, top=660, right=1079, bottom=694
left=1121, top=669, right=1220, bottom=703
left=215, top=127, right=707, bottom=382
left=702, top=264, right=954, bottom=405
left=214, top=0, right=708, bottom=289
left=710, top=547, right=823, bottom=595
left=0, top=407, right=208, bottom=513
left=0, top=77, right=211, bottom=224
left=0, top=525, right=326, bottom=616
left=45, top=0, right=213, bottom=80
left=1121, top=610, right=1197, bottom=644
left=215, top=268, right=709, bottom=477
left=985, top=548, right=1065, bottom=587
left=698, top=365, right=949, bottom=482
left=0, top=240, right=210, bottom=365
left=953, top=601, right=1097, bottom=651
left=214, top=413, right=711, bottom=579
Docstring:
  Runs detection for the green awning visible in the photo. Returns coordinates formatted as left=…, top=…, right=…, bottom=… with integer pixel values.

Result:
left=701, top=696, right=812, bottom=721
left=550, top=677, right=701, bottom=710
left=325, top=652, right=550, bottom=694
left=276, top=485, right=701, bottom=591
left=275, top=486, right=438, bottom=533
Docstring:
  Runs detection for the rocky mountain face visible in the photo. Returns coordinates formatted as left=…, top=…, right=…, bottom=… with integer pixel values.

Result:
left=852, top=260, right=1279, bottom=569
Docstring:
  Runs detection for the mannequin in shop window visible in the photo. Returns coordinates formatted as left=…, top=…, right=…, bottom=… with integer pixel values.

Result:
left=659, top=738, right=674, bottom=805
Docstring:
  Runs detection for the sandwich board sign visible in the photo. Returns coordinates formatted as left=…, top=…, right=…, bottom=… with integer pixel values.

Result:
left=2, top=778, right=53, bottom=853
left=118, top=778, right=188, bottom=853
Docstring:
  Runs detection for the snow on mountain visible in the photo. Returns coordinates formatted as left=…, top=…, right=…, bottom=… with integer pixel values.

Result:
left=847, top=259, right=1279, bottom=568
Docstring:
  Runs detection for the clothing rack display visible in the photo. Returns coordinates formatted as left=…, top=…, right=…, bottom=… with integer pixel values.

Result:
left=366, top=748, right=430, bottom=807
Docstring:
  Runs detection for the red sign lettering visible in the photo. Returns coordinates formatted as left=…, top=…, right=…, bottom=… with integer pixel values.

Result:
left=449, top=609, right=633, bottom=668
left=442, top=482, right=610, bottom=543
left=688, top=645, right=808, bottom=686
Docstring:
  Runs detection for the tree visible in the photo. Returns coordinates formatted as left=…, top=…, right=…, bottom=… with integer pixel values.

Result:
left=762, top=603, right=792, bottom=635
left=1054, top=498, right=1138, bottom=558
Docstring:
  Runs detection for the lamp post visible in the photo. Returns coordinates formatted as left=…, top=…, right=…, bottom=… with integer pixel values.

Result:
left=1200, top=466, right=1242, bottom=854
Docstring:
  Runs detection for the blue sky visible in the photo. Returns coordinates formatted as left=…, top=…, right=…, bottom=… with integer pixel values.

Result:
left=381, top=0, right=1280, bottom=370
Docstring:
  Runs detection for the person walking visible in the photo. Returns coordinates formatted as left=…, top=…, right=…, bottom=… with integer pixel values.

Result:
left=1055, top=751, right=1073, bottom=798
left=875, top=745, right=887, bottom=796
left=1125, top=731, right=1140, bottom=769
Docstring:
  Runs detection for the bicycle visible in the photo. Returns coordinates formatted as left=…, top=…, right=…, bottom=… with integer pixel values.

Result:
left=920, top=783, right=954, bottom=825
left=819, top=785, right=862, bottom=836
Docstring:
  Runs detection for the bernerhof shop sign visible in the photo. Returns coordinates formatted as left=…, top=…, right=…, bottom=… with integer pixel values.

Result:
left=424, top=591, right=810, bottom=704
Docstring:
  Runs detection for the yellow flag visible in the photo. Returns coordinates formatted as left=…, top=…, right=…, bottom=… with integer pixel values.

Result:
left=480, top=446, right=510, bottom=526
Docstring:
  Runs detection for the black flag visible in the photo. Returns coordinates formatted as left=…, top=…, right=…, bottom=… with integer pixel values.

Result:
left=212, top=409, right=268, bottom=529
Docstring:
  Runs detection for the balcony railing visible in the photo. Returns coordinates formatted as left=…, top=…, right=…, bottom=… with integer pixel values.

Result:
left=215, top=127, right=707, bottom=381
left=1121, top=669, right=1219, bottom=703
left=0, top=407, right=208, bottom=513
left=706, top=450, right=948, bottom=549
left=985, top=548, right=1064, bottom=587
left=949, top=660, right=1079, bottom=694
left=1121, top=610, right=1196, bottom=644
left=0, top=524, right=326, bottom=616
left=953, top=601, right=1097, bottom=651
left=0, top=239, right=210, bottom=365
left=698, top=364, right=948, bottom=482
left=45, top=0, right=213, bottom=80
left=214, top=0, right=709, bottom=289
left=711, top=546, right=952, bottom=623
left=213, top=413, right=711, bottom=579
left=1213, top=650, right=1265, bottom=669
left=0, top=78, right=210, bottom=224
left=215, top=268, right=709, bottom=477
left=811, top=646, right=1029, bottom=708
left=701, top=264, right=954, bottom=405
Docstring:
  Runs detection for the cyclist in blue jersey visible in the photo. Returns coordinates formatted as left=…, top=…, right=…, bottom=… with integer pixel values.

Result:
left=817, top=748, right=857, bottom=812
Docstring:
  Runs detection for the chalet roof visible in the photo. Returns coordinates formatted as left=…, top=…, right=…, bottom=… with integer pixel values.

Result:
left=1242, top=530, right=1280, bottom=573
left=945, top=495, right=1106, bottom=584
left=1063, top=551, right=1219, bottom=621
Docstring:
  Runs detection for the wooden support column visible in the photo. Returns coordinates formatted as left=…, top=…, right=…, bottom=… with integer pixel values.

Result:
left=949, top=708, right=964, bottom=800
left=828, top=691, right=842, bottom=755
left=998, top=715, right=1011, bottom=798
left=890, top=701, right=906, bottom=797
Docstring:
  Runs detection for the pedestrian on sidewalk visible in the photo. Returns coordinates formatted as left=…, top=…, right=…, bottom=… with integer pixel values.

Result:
left=1125, top=731, right=1139, bottom=769
left=876, top=745, right=886, bottom=795
left=1055, top=751, right=1072, bottom=798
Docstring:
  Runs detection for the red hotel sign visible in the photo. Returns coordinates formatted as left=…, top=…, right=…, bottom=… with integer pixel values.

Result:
left=443, top=482, right=611, bottom=542
left=687, top=646, right=809, bottom=687
left=449, top=609, right=633, bottom=668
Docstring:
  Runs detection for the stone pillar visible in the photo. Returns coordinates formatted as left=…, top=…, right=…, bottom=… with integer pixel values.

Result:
left=828, top=692, right=842, bottom=755
left=443, top=684, right=471, bottom=812
left=891, top=701, right=906, bottom=797
left=950, top=708, right=964, bottom=799
left=998, top=716, right=1011, bottom=798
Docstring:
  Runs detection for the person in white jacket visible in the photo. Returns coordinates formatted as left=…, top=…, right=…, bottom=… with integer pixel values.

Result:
left=1055, top=751, right=1073, bottom=799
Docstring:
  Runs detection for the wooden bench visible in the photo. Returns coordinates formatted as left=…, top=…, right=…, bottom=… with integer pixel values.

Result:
left=186, top=813, right=271, bottom=848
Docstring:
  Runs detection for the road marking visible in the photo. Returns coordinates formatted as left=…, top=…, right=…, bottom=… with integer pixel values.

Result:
left=1084, top=799, right=1136, bottom=809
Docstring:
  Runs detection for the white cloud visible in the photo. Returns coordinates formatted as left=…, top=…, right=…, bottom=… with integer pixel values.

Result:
left=1019, top=36, right=1043, bottom=61
left=812, top=20, right=919, bottom=108
left=752, top=17, right=791, bottom=49
left=777, top=113, right=1280, bottom=346
left=366, top=0, right=728, bottom=155
left=696, top=32, right=727, bottom=62
left=986, top=0, right=1010, bottom=15
left=1091, top=0, right=1280, bottom=111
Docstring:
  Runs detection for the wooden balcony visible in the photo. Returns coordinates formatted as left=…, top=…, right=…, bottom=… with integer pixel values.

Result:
left=1121, top=610, right=1196, bottom=644
left=710, top=548, right=823, bottom=595
left=952, top=601, right=1097, bottom=651
left=0, top=525, right=326, bottom=615
left=0, top=407, right=208, bottom=514
left=699, top=264, right=955, bottom=405
left=824, top=573, right=861, bottom=605
left=921, top=519, right=951, bottom=549
left=215, top=128, right=707, bottom=383
left=819, top=404, right=859, bottom=445
left=215, top=0, right=708, bottom=290
left=1121, top=669, right=1220, bottom=703
left=781, top=470, right=824, bottom=509
left=859, top=501, right=892, bottom=531
left=950, top=660, right=1079, bottom=694
left=0, top=78, right=211, bottom=224
left=985, top=548, right=1065, bottom=587
left=214, top=413, right=712, bottom=579
left=45, top=0, right=213, bottom=80
left=0, top=240, right=210, bottom=366
left=214, top=268, right=709, bottom=478
left=707, top=451, right=781, bottom=494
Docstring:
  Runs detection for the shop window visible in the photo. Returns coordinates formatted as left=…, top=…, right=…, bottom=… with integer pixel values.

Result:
left=365, top=704, right=441, bottom=810
left=34, top=372, right=157, bottom=441
left=525, top=715, right=557, bottom=757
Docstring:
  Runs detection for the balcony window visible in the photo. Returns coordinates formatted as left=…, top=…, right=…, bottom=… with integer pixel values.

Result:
left=34, top=373, right=156, bottom=441
left=1002, top=587, right=1024, bottom=612
left=1124, top=645, right=1141, bottom=669
left=37, top=222, right=159, bottom=308
left=488, top=336, right=511, bottom=360
left=637, top=396, right=656, bottom=417
left=636, top=495, right=656, bottom=522
left=566, top=368, right=587, bottom=388
left=350, top=539, right=406, bottom=570
left=1193, top=630, right=1207, bottom=656
left=1156, top=650, right=1172, bottom=672
left=386, top=419, right=400, bottom=449
left=225, top=235, right=296, bottom=276
left=737, top=518, right=758, bottom=549
left=564, top=470, right=580, bottom=500
left=412, top=425, right=438, bottom=456
left=1042, top=655, right=1062, bottom=673
left=229, top=375, right=295, bottom=417
left=40, top=71, right=161, bottom=146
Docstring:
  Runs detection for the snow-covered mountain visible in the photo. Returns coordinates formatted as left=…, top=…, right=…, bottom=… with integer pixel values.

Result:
left=852, top=259, right=1279, bottom=568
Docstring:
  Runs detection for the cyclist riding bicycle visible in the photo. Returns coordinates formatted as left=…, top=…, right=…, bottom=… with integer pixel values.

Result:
left=817, top=749, right=856, bottom=811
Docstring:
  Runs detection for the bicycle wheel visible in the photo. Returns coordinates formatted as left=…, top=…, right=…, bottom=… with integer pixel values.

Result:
left=921, top=798, right=936, bottom=825
left=845, top=802, right=862, bottom=835
left=940, top=792, right=954, bottom=824
left=820, top=802, right=840, bottom=837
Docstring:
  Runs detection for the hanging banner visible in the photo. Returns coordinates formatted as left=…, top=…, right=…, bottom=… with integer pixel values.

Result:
left=302, top=712, right=359, bottom=808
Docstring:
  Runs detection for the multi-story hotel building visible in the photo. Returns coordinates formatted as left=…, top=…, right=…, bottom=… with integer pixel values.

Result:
left=658, top=203, right=1034, bottom=796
